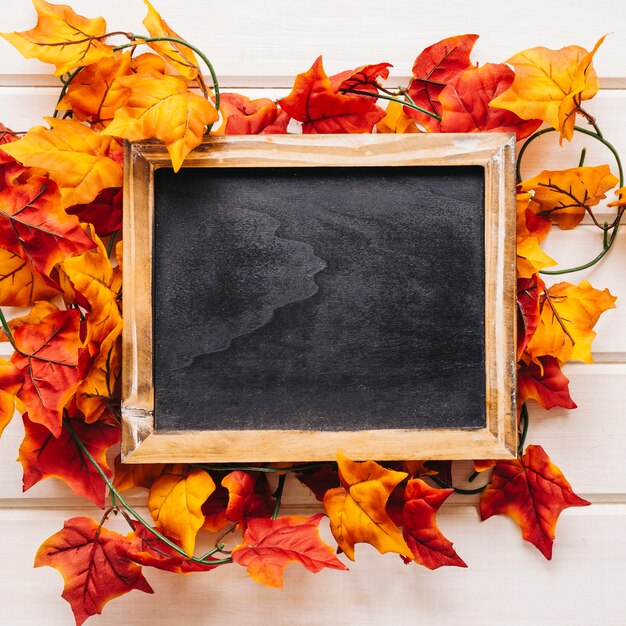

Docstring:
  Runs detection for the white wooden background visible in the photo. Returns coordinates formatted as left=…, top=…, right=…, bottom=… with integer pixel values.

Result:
left=1, top=1, right=625, bottom=624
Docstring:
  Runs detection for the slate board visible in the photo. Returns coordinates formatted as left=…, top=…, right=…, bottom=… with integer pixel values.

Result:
left=152, top=165, right=486, bottom=432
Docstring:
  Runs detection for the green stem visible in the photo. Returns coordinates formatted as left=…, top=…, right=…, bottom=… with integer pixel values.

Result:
left=106, top=230, right=118, bottom=258
left=53, top=68, right=82, bottom=117
left=192, top=462, right=326, bottom=474
left=340, top=88, right=441, bottom=121
left=0, top=308, right=16, bottom=350
left=518, top=403, right=529, bottom=455
left=430, top=474, right=487, bottom=495
left=272, top=473, right=287, bottom=520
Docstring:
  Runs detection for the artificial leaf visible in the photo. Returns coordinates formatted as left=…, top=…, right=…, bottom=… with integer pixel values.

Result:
left=526, top=280, right=616, bottom=364
left=438, top=64, right=541, bottom=139
left=480, top=445, right=590, bottom=559
left=148, top=465, right=216, bottom=556
left=222, top=471, right=274, bottom=523
left=215, top=93, right=288, bottom=135
left=516, top=236, right=556, bottom=278
left=231, top=513, right=348, bottom=588
left=401, top=478, right=466, bottom=569
left=376, top=100, right=420, bottom=134
left=0, top=117, right=123, bottom=209
left=490, top=38, right=604, bottom=142
left=520, top=165, right=618, bottom=230
left=11, top=309, right=88, bottom=437
left=1, top=301, right=59, bottom=340
left=329, top=62, right=392, bottom=94
left=102, top=72, right=218, bottom=172
left=406, top=34, right=478, bottom=130
left=517, top=275, right=543, bottom=358
left=19, top=414, right=120, bottom=507
left=0, top=249, right=58, bottom=306
left=517, top=191, right=551, bottom=244
left=1, top=0, right=114, bottom=76
left=66, top=187, right=123, bottom=237
left=0, top=358, right=23, bottom=437
left=608, top=186, right=626, bottom=208
left=0, top=175, right=93, bottom=276
left=201, top=480, right=230, bottom=532
left=113, top=457, right=165, bottom=492
left=474, top=459, right=496, bottom=473
left=278, top=56, right=385, bottom=134
left=35, top=516, right=153, bottom=626
left=518, top=356, right=576, bottom=410
left=297, top=465, right=340, bottom=502
left=323, top=453, right=411, bottom=561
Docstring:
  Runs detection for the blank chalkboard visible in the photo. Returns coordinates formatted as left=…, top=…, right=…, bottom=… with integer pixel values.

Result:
left=121, top=134, right=517, bottom=463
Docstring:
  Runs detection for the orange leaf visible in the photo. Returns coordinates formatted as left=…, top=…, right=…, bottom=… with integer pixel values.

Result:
left=0, top=117, right=123, bottom=209
left=66, top=187, right=123, bottom=237
left=113, top=457, right=165, bottom=493
left=480, top=445, right=590, bottom=559
left=438, top=64, right=541, bottom=139
left=102, top=72, right=218, bottom=172
left=517, top=191, right=551, bottom=244
left=215, top=93, right=288, bottom=135
left=231, top=513, right=348, bottom=588
left=19, top=414, right=120, bottom=507
left=0, top=358, right=23, bottom=437
left=142, top=0, right=200, bottom=80
left=148, top=465, right=216, bottom=556
left=35, top=516, right=153, bottom=626
left=518, top=355, right=576, bottom=410
left=278, top=56, right=385, bottom=134
left=608, top=185, right=626, bottom=208
left=1, top=301, right=59, bottom=342
left=490, top=37, right=605, bottom=143
left=517, top=275, right=543, bottom=358
left=0, top=175, right=93, bottom=276
left=222, top=471, right=274, bottom=523
left=520, top=165, right=618, bottom=230
left=11, top=308, right=88, bottom=437
left=297, top=465, right=341, bottom=502
left=329, top=62, right=392, bottom=94
left=526, top=280, right=616, bottom=364
left=0, top=249, right=59, bottom=306
left=376, top=100, right=420, bottom=134
left=401, top=478, right=466, bottom=569
left=1, top=0, right=114, bottom=76
left=516, top=236, right=556, bottom=278
left=323, top=453, right=411, bottom=561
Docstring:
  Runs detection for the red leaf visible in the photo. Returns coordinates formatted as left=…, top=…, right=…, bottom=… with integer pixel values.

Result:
left=222, top=470, right=274, bottom=523
left=480, top=445, right=590, bottom=559
left=66, top=187, right=122, bottom=237
left=401, top=478, right=466, bottom=569
left=517, top=275, right=542, bottom=358
left=278, top=56, right=385, bottom=133
left=217, top=93, right=288, bottom=135
left=35, top=517, right=153, bottom=626
left=231, top=513, right=348, bottom=587
left=518, top=356, right=577, bottom=410
left=296, top=464, right=340, bottom=502
left=19, top=414, right=120, bottom=507
left=329, top=62, right=392, bottom=94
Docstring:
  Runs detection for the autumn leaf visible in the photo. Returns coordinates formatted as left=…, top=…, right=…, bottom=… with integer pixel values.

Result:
left=201, top=480, right=230, bottom=532
left=11, top=308, right=88, bottom=437
left=526, top=280, right=616, bottom=364
left=297, top=465, right=341, bottom=502
left=35, top=516, right=153, bottom=626
left=278, top=56, right=385, bottom=134
left=323, top=453, right=411, bottom=561
left=519, top=165, right=618, bottom=230
left=490, top=37, right=605, bottom=142
left=102, top=72, right=218, bottom=172
left=516, top=236, right=556, bottom=278
left=0, top=249, right=59, bottom=306
left=0, top=175, right=94, bottom=276
left=401, top=478, right=466, bottom=570
left=517, top=191, right=551, bottom=244
left=0, top=0, right=114, bottom=76
left=19, top=414, right=120, bottom=507
left=215, top=93, right=288, bottom=135
left=0, top=358, right=23, bottom=437
left=518, top=356, right=576, bottom=410
left=1, top=301, right=59, bottom=340
left=608, top=185, right=626, bottom=208
left=517, top=275, right=543, bottom=358
left=66, top=187, right=123, bottom=237
left=222, top=471, right=274, bottom=524
left=231, top=514, right=348, bottom=588
left=438, top=64, right=541, bottom=140
left=113, top=457, right=165, bottom=493
left=142, top=0, right=200, bottom=80
left=405, top=34, right=478, bottom=131
left=0, top=117, right=123, bottom=209
left=329, top=62, right=392, bottom=94
left=480, top=445, right=590, bottom=559
left=376, top=100, right=420, bottom=134
left=148, top=465, right=216, bottom=556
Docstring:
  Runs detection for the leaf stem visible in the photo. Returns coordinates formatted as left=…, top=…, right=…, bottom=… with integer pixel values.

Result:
left=272, top=473, right=287, bottom=520
left=518, top=403, right=529, bottom=455
left=429, top=474, right=488, bottom=495
left=340, top=88, right=441, bottom=121
left=0, top=308, right=16, bottom=350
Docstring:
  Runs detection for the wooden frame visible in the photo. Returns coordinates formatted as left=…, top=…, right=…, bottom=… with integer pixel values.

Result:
left=121, top=133, right=517, bottom=463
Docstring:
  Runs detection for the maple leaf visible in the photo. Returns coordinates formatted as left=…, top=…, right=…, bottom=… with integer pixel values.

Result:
left=0, top=358, right=23, bottom=437
left=608, top=185, right=626, bottom=208
left=0, top=301, right=58, bottom=342
left=215, top=93, right=288, bottom=135
left=102, top=72, right=218, bottom=172
left=231, top=513, right=348, bottom=588
left=148, top=465, right=216, bottom=556
left=278, top=56, right=385, bottom=134
left=517, top=275, right=543, bottom=358
left=0, top=0, right=114, bottom=76
left=0, top=249, right=59, bottom=306
left=526, top=280, right=616, bottom=364
left=401, top=478, right=466, bottom=569
left=376, top=100, right=420, bottom=134
left=19, top=414, right=120, bottom=507
left=329, top=62, right=392, bottom=94
left=323, top=453, right=411, bottom=561
left=11, top=309, right=88, bottom=437
left=201, top=480, right=230, bottom=532
left=490, top=37, right=605, bottom=143
left=438, top=63, right=542, bottom=140
left=516, top=236, right=556, bottom=278
left=222, top=471, right=274, bottom=524
left=297, top=465, right=341, bottom=502
left=517, top=191, right=551, bottom=244
left=519, top=165, right=618, bottom=230
left=518, top=356, right=576, bottom=410
left=35, top=516, right=153, bottom=626
left=0, top=175, right=94, bottom=276
left=113, top=457, right=165, bottom=493
left=66, top=186, right=123, bottom=237
left=0, top=117, right=123, bottom=209
left=142, top=0, right=200, bottom=80
left=405, top=34, right=479, bottom=131
left=480, top=445, right=590, bottom=559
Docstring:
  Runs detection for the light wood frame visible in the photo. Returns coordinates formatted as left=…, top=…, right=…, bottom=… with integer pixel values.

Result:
left=122, top=133, right=517, bottom=463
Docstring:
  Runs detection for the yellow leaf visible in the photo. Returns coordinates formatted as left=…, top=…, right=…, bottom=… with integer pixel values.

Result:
left=113, top=457, right=165, bottom=493
left=516, top=236, right=556, bottom=278
left=526, top=280, right=616, bottom=364
left=1, top=0, right=114, bottom=76
left=0, top=117, right=122, bottom=208
left=376, top=101, right=420, bottom=134
left=102, top=72, right=218, bottom=172
left=148, top=465, right=215, bottom=556
left=323, top=452, right=411, bottom=561
left=608, top=186, right=626, bottom=208
left=0, top=249, right=58, bottom=307
left=142, top=0, right=200, bottom=80
left=490, top=37, right=604, bottom=142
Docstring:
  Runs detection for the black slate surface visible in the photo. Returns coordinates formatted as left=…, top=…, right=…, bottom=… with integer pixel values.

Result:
left=153, top=166, right=486, bottom=431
